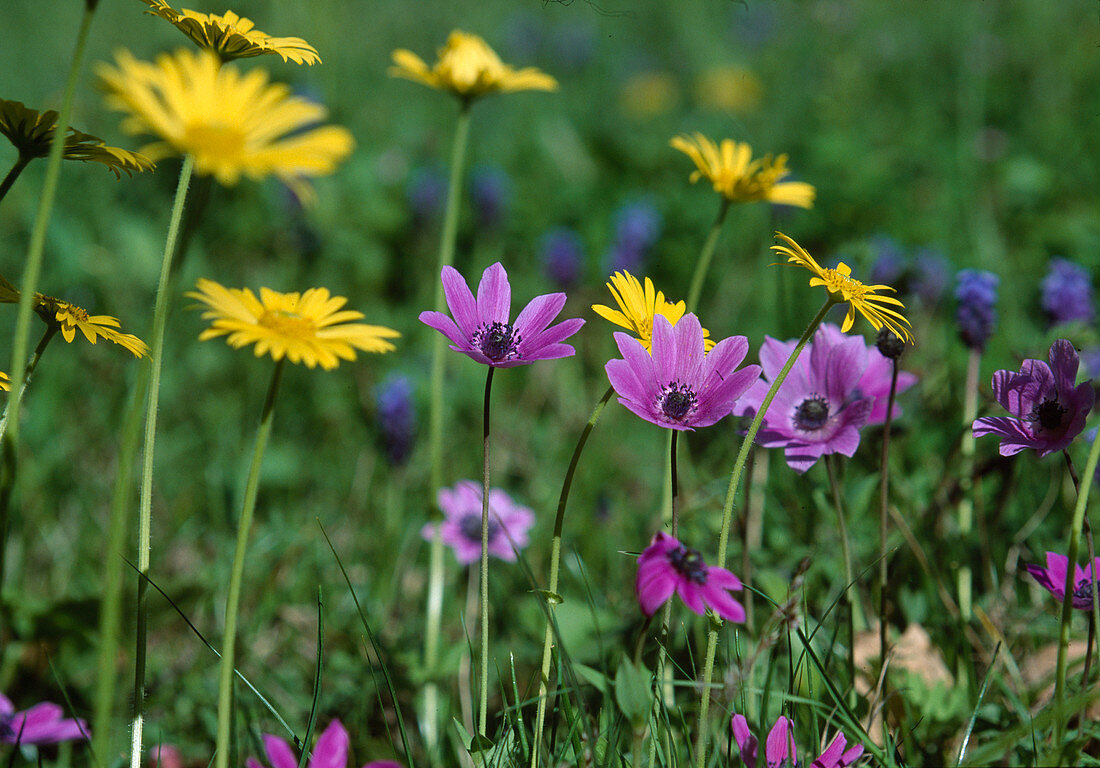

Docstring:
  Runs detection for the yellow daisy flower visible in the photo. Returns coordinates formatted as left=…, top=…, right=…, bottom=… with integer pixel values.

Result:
left=140, top=0, right=320, bottom=65
left=188, top=278, right=400, bottom=370
left=390, top=30, right=557, bottom=103
left=592, top=271, right=715, bottom=351
left=97, top=49, right=354, bottom=202
left=669, top=133, right=815, bottom=208
left=0, top=99, right=154, bottom=177
left=0, top=372, right=9, bottom=392
left=36, top=295, right=150, bottom=357
left=773, top=232, right=912, bottom=343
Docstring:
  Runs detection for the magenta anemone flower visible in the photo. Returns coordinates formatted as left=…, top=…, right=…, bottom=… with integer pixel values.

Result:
left=604, top=313, right=759, bottom=431
left=972, top=339, right=1094, bottom=457
left=1025, top=551, right=1100, bottom=611
left=421, top=480, right=535, bottom=565
left=0, top=693, right=88, bottom=745
left=635, top=532, right=745, bottom=621
left=736, top=323, right=875, bottom=473
left=419, top=262, right=584, bottom=367
left=731, top=714, right=864, bottom=768
left=246, top=720, right=401, bottom=768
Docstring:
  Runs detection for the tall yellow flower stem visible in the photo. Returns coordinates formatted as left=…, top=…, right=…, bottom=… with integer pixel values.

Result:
left=423, top=104, right=472, bottom=754
left=0, top=156, right=33, bottom=207
left=693, top=299, right=835, bottom=768
left=1054, top=426, right=1100, bottom=745
left=530, top=385, right=615, bottom=767
left=130, top=153, right=195, bottom=768
left=685, top=198, right=731, bottom=314
left=215, top=359, right=285, bottom=768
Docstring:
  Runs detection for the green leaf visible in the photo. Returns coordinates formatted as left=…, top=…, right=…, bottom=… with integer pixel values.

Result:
left=614, top=655, right=653, bottom=727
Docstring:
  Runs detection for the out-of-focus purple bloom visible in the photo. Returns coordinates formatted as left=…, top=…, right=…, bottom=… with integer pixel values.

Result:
left=148, top=744, right=183, bottom=768
left=540, top=227, right=584, bottom=288
left=955, top=270, right=999, bottom=351
left=419, top=262, right=585, bottom=368
left=469, top=165, right=511, bottom=229
left=0, top=693, right=88, bottom=745
left=246, top=720, right=401, bottom=768
left=1081, top=347, right=1100, bottom=380
left=1041, top=258, right=1094, bottom=326
left=912, top=248, right=950, bottom=305
left=736, top=324, right=875, bottom=473
left=421, top=480, right=535, bottom=565
left=406, top=166, right=447, bottom=223
left=1025, top=551, right=1100, bottom=611
left=868, top=234, right=906, bottom=287
left=973, top=339, right=1095, bottom=457
left=607, top=243, right=643, bottom=275
left=375, top=375, right=416, bottom=465
left=635, top=532, right=745, bottom=621
left=731, top=714, right=864, bottom=768
left=614, top=200, right=662, bottom=254
left=605, top=313, right=760, bottom=432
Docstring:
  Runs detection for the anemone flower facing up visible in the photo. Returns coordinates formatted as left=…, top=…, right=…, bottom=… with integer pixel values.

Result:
left=0, top=693, right=88, bottom=745
left=390, top=30, right=557, bottom=103
left=419, top=262, right=584, bottom=367
left=775, top=232, right=911, bottom=343
left=140, top=0, right=321, bottom=64
left=421, top=480, right=535, bottom=565
left=731, top=714, right=863, bottom=768
left=592, top=270, right=714, bottom=351
left=636, top=532, right=745, bottom=621
left=246, top=719, right=401, bottom=768
left=972, top=339, right=1094, bottom=457
left=606, top=312, right=759, bottom=431
left=1025, top=551, right=1100, bottom=611
left=669, top=133, right=815, bottom=208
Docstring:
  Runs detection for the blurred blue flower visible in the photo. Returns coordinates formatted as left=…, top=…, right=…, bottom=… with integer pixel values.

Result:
left=613, top=200, right=662, bottom=254
left=375, top=375, right=416, bottom=465
left=868, top=234, right=906, bottom=286
left=1041, top=257, right=1094, bottom=326
left=1081, top=347, right=1100, bottom=380
left=540, top=227, right=584, bottom=288
left=912, top=248, right=951, bottom=305
left=955, top=269, right=999, bottom=351
left=607, top=243, right=644, bottom=276
left=406, top=165, right=447, bottom=223
left=469, top=165, right=511, bottom=229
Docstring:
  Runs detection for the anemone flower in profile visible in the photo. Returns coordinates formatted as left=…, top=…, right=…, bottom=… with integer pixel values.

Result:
left=972, top=339, right=1094, bottom=458
left=605, top=313, right=758, bottom=431
left=421, top=480, right=535, bottom=565
left=1025, top=551, right=1100, bottom=611
left=246, top=719, right=401, bottom=768
left=731, top=714, right=864, bottom=768
left=419, top=262, right=584, bottom=367
left=0, top=693, right=88, bottom=745
left=592, top=270, right=714, bottom=351
left=635, top=532, right=745, bottom=621
left=669, top=133, right=815, bottom=208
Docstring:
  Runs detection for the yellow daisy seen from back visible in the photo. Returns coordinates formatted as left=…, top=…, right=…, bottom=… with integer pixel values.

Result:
left=592, top=271, right=715, bottom=351
left=188, top=278, right=400, bottom=370
left=670, top=133, right=815, bottom=208
left=140, top=0, right=321, bottom=65
left=390, top=30, right=557, bottom=103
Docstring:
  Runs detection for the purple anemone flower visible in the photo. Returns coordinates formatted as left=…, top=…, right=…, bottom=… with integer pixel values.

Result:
left=419, top=262, right=584, bottom=368
left=731, top=714, right=864, bottom=768
left=736, top=324, right=875, bottom=474
left=972, top=339, right=1095, bottom=457
left=421, top=480, right=535, bottom=565
left=635, top=532, right=745, bottom=621
left=0, top=692, right=88, bottom=745
left=604, top=313, right=760, bottom=431
left=246, top=720, right=401, bottom=768
left=1025, top=551, right=1100, bottom=611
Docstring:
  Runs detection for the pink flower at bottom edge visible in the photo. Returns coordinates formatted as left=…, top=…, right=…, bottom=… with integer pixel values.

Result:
left=732, top=714, right=864, bottom=768
left=245, top=720, right=404, bottom=768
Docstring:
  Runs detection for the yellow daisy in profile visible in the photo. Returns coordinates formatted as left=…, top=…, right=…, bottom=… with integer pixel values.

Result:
left=670, top=133, right=815, bottom=208
left=390, top=30, right=557, bottom=103
left=188, top=278, right=400, bottom=369
left=592, top=271, right=714, bottom=351
left=0, top=372, right=9, bottom=392
left=773, top=232, right=912, bottom=342
left=0, top=99, right=154, bottom=177
left=140, top=0, right=320, bottom=65
left=35, top=295, right=150, bottom=357
left=97, top=49, right=354, bottom=202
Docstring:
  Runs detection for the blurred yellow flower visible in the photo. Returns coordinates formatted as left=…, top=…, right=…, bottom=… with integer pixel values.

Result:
left=390, top=30, right=557, bottom=102
left=619, top=72, right=679, bottom=119
left=592, top=271, right=714, bottom=351
left=35, top=295, right=149, bottom=357
left=188, top=278, right=400, bottom=369
left=0, top=99, right=154, bottom=177
left=693, top=66, right=762, bottom=114
left=140, top=0, right=320, bottom=65
left=670, top=133, right=815, bottom=208
left=97, top=49, right=353, bottom=202
left=0, top=372, right=9, bottom=392
left=773, top=232, right=911, bottom=342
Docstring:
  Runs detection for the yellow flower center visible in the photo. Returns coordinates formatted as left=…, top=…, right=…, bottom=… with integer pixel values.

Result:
left=183, top=120, right=245, bottom=160
left=820, top=268, right=865, bottom=302
left=64, top=304, right=90, bottom=323
left=259, top=308, right=315, bottom=338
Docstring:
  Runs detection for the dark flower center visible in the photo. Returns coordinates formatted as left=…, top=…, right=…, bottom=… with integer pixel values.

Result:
left=660, top=382, right=697, bottom=421
left=667, top=545, right=708, bottom=585
left=474, top=321, right=520, bottom=362
left=794, top=395, right=830, bottom=430
left=459, top=512, right=501, bottom=544
left=1074, top=580, right=1096, bottom=603
left=1030, top=398, right=1067, bottom=431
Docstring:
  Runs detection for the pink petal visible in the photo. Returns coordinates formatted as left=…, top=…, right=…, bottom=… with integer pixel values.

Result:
left=440, top=266, right=480, bottom=338
left=476, top=262, right=511, bottom=325
left=310, top=720, right=349, bottom=768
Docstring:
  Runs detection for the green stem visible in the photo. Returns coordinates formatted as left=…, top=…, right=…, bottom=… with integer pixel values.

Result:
left=130, top=153, right=195, bottom=768
left=477, top=366, right=495, bottom=739
left=957, top=348, right=980, bottom=621
left=693, top=299, right=834, bottom=768
left=214, top=359, right=285, bottom=768
left=530, top=385, right=615, bottom=766
left=423, top=103, right=471, bottom=753
left=878, top=358, right=900, bottom=686
left=825, top=454, right=859, bottom=708
left=1055, top=421, right=1100, bottom=744
left=685, top=199, right=731, bottom=314
left=0, top=155, right=32, bottom=208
